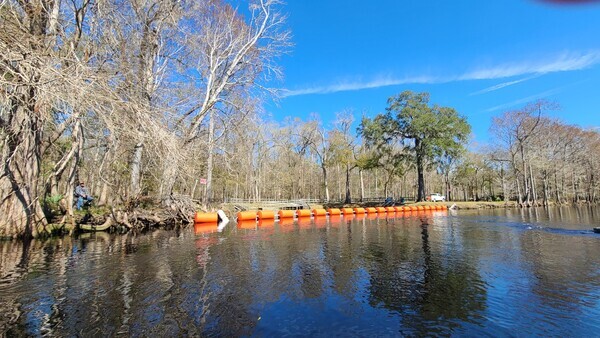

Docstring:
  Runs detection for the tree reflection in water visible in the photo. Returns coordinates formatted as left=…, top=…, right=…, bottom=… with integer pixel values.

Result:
left=0, top=207, right=599, bottom=336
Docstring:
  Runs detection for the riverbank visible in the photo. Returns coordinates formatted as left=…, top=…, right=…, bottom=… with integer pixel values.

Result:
left=35, top=204, right=192, bottom=239
left=318, top=200, right=518, bottom=210
left=27, top=199, right=588, bottom=239
left=412, top=201, right=518, bottom=209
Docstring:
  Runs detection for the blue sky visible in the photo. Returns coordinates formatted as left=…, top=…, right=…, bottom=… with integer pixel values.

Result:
left=264, top=0, right=600, bottom=145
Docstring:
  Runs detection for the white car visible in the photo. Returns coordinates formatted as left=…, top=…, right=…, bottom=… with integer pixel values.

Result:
left=429, top=193, right=445, bottom=202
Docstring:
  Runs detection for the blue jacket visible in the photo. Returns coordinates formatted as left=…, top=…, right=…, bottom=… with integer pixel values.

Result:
left=75, top=185, right=89, bottom=197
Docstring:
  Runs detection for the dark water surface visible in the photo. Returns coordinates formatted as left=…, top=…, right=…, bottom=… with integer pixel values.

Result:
left=1, top=207, right=599, bottom=337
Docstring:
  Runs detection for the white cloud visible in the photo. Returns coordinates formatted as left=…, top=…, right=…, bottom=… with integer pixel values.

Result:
left=469, top=75, right=541, bottom=96
left=282, top=50, right=600, bottom=97
left=458, top=51, right=600, bottom=80
left=281, top=75, right=441, bottom=97
left=483, top=87, right=563, bottom=112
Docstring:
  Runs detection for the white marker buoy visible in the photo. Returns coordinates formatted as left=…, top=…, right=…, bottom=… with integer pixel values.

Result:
left=217, top=210, right=229, bottom=232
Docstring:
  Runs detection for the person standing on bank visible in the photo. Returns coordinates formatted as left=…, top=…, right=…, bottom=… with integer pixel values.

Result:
left=75, top=182, right=93, bottom=210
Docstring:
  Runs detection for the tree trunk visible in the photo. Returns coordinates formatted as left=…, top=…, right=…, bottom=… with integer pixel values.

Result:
left=542, top=173, right=549, bottom=207
left=501, top=168, right=508, bottom=203
left=322, top=164, right=330, bottom=202
left=529, top=161, right=538, bottom=206
left=416, top=144, right=425, bottom=201
left=344, top=164, right=351, bottom=204
left=204, top=110, right=215, bottom=207
left=130, top=142, right=144, bottom=198
left=516, top=175, right=523, bottom=206
left=0, top=99, right=46, bottom=238
left=159, top=152, right=179, bottom=204
left=359, top=169, right=365, bottom=202
left=554, top=171, right=561, bottom=204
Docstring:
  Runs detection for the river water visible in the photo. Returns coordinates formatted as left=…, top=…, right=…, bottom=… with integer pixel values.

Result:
left=1, top=207, right=599, bottom=336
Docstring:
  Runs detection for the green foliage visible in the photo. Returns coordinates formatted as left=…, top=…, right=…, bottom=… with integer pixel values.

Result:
left=44, top=194, right=64, bottom=205
left=360, top=91, right=471, bottom=200
left=42, top=194, right=64, bottom=220
left=383, top=91, right=471, bottom=159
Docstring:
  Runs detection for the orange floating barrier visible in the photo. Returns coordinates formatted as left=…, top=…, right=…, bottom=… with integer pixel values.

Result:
left=376, top=207, right=386, bottom=213
left=296, top=209, right=312, bottom=218
left=354, top=207, right=366, bottom=214
left=312, top=208, right=327, bottom=217
left=194, top=212, right=219, bottom=223
left=395, top=206, right=405, bottom=212
left=237, top=219, right=257, bottom=229
left=366, top=207, right=377, bottom=213
left=409, top=206, right=417, bottom=211
left=441, top=204, right=448, bottom=210
left=417, top=206, right=424, bottom=211
left=328, top=208, right=341, bottom=216
left=257, top=210, right=275, bottom=219
left=435, top=205, right=442, bottom=210
left=237, top=211, right=257, bottom=221
left=278, top=210, right=295, bottom=218
left=342, top=208, right=354, bottom=215
left=386, top=207, right=395, bottom=213
left=258, top=218, right=275, bottom=228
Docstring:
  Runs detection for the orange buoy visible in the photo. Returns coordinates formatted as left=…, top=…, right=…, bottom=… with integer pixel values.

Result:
left=257, top=210, right=275, bottom=219
left=237, top=211, right=257, bottom=221
left=417, top=206, right=424, bottom=211
left=423, top=205, right=430, bottom=210
left=376, top=207, right=386, bottom=213
left=312, top=208, right=327, bottom=216
left=441, top=204, right=448, bottom=210
left=278, top=210, right=295, bottom=218
left=194, top=212, right=219, bottom=223
left=366, top=207, right=377, bottom=213
left=328, top=208, right=341, bottom=216
left=342, top=208, right=354, bottom=215
left=409, top=206, right=417, bottom=211
left=386, top=207, right=395, bottom=213
left=296, top=209, right=312, bottom=218
left=395, top=206, right=405, bottom=212
left=354, top=207, right=366, bottom=214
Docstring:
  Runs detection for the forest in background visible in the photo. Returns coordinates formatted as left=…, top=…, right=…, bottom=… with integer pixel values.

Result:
left=1, top=0, right=599, bottom=239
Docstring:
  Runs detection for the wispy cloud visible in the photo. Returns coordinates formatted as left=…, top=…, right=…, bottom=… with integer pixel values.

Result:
left=484, top=88, right=563, bottom=112
left=282, top=50, right=600, bottom=97
left=282, top=75, right=441, bottom=97
left=483, top=79, right=588, bottom=112
left=469, top=75, right=541, bottom=96
left=461, top=51, right=600, bottom=80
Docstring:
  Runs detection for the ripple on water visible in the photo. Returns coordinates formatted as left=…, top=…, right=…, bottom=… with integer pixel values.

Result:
left=1, top=207, right=600, bottom=336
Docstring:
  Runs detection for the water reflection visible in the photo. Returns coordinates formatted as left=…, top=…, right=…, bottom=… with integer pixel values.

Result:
left=0, top=207, right=599, bottom=336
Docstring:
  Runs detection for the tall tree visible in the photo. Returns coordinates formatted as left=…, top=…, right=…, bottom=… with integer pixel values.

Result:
left=360, top=91, right=470, bottom=201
